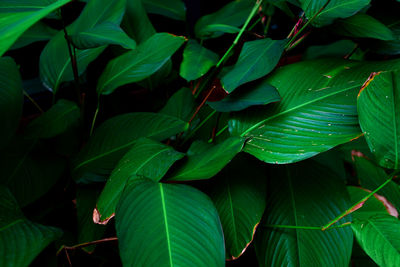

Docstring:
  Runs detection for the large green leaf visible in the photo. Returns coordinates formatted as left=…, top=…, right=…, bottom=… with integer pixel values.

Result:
left=159, top=87, right=196, bottom=122
left=208, top=80, right=281, bottom=112
left=39, top=31, right=106, bottom=93
left=357, top=71, right=400, bottom=169
left=230, top=58, right=400, bottom=164
left=0, top=0, right=72, bottom=56
left=70, top=22, right=136, bottom=49
left=303, top=40, right=357, bottom=60
left=180, top=40, right=219, bottom=82
left=332, top=14, right=394, bottom=41
left=116, top=179, right=225, bottom=266
left=208, top=154, right=267, bottom=260
left=24, top=99, right=80, bottom=139
left=97, top=33, right=185, bottom=95
left=194, top=0, right=253, bottom=39
left=0, top=57, right=23, bottom=150
left=298, top=0, right=370, bottom=27
left=10, top=21, right=57, bottom=50
left=352, top=215, right=400, bottom=267
left=72, top=112, right=188, bottom=183
left=167, top=137, right=245, bottom=181
left=221, top=38, right=286, bottom=93
left=0, top=186, right=62, bottom=266
left=255, top=162, right=353, bottom=267
left=95, top=138, right=184, bottom=224
left=354, top=156, right=400, bottom=210
left=122, top=0, right=155, bottom=43
left=142, top=0, right=186, bottom=21
left=0, top=139, right=66, bottom=206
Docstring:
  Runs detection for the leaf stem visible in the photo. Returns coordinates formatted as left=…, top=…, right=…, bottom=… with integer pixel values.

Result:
left=208, top=124, right=228, bottom=143
left=182, top=110, right=217, bottom=144
left=23, top=90, right=44, bottom=113
left=90, top=99, right=100, bottom=136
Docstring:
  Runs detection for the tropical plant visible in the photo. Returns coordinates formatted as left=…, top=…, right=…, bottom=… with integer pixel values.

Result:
left=1, top=0, right=400, bottom=266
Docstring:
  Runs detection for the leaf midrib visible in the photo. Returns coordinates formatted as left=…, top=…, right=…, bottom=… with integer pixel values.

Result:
left=390, top=72, right=399, bottom=169
left=287, top=168, right=302, bottom=266
left=160, top=184, right=173, bottom=267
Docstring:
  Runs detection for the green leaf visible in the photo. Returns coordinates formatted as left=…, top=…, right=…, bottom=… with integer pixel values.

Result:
left=142, top=0, right=186, bottom=21
left=352, top=215, right=400, bottom=267
left=70, top=22, right=136, bottom=49
left=39, top=31, right=106, bottom=93
left=24, top=99, right=80, bottom=139
left=76, top=186, right=106, bottom=253
left=221, top=38, right=286, bottom=93
left=354, top=156, right=400, bottom=210
left=179, top=40, right=219, bottom=82
left=0, top=186, right=62, bottom=266
left=194, top=0, right=253, bottom=39
left=347, top=186, right=397, bottom=221
left=122, top=0, right=155, bottom=43
left=10, top=21, right=57, bottom=50
left=370, top=22, right=400, bottom=55
left=97, top=33, right=185, bottom=95
left=0, top=0, right=72, bottom=56
left=332, top=14, right=394, bottom=41
left=208, top=80, right=281, bottom=112
left=208, top=155, right=267, bottom=260
left=72, top=112, right=188, bottom=183
left=230, top=58, right=400, bottom=164
left=303, top=40, right=357, bottom=60
left=167, top=137, right=245, bottom=181
left=255, top=162, right=353, bottom=267
left=0, top=139, right=66, bottom=206
left=116, top=179, right=225, bottom=266
left=299, top=0, right=371, bottom=27
left=95, top=138, right=184, bottom=224
left=0, top=57, right=23, bottom=150
left=357, top=71, right=400, bottom=169
left=159, top=87, right=195, bottom=122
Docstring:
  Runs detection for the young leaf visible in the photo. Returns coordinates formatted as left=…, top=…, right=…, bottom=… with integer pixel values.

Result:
left=0, top=57, right=23, bottom=150
left=167, top=137, right=245, bottom=181
left=159, top=87, right=196, bottom=122
left=332, top=14, right=394, bottom=41
left=352, top=215, right=400, bottom=267
left=10, top=21, right=57, bottom=50
left=194, top=0, right=253, bottom=39
left=70, top=22, right=136, bottom=49
left=230, top=58, right=400, bottom=164
left=142, top=0, right=186, bottom=21
left=208, top=79, right=281, bottom=112
left=180, top=40, right=219, bottom=82
left=72, top=112, right=188, bottom=183
left=97, top=33, right=185, bottom=95
left=0, top=186, right=62, bottom=266
left=357, top=71, right=400, bottom=169
left=208, top=155, right=267, bottom=260
left=255, top=162, right=353, bottom=267
left=298, top=0, right=371, bottom=27
left=116, top=179, right=225, bottom=266
left=95, top=138, right=184, bottom=224
left=0, top=0, right=72, bottom=56
left=24, top=99, right=80, bottom=139
left=221, top=38, right=286, bottom=93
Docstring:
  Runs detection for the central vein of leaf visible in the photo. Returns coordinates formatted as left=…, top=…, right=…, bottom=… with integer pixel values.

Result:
left=160, top=184, right=173, bottom=267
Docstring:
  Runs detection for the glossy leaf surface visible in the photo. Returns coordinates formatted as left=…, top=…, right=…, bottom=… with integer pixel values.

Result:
left=10, top=21, right=57, bottom=50
left=73, top=112, right=187, bottom=183
left=255, top=162, right=353, bottom=267
left=96, top=138, right=184, bottom=223
left=357, top=71, right=400, bottom=169
left=116, top=179, right=225, bottom=266
left=230, top=58, right=400, bottom=164
left=142, top=0, right=186, bottom=21
left=159, top=87, right=196, bottom=122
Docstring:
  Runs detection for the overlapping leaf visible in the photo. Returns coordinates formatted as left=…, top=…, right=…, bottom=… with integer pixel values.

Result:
left=0, top=0, right=72, bottom=56
left=208, top=155, right=266, bottom=259
left=167, top=137, right=245, bottom=181
left=10, top=21, right=57, bottom=50
left=255, top=162, right=353, bottom=267
left=0, top=57, right=23, bottom=150
left=97, top=33, right=185, bottom=95
left=116, top=179, right=225, bottom=266
left=357, top=70, right=400, bottom=169
left=0, top=186, right=62, bottom=266
left=230, top=58, right=400, bottom=164
left=72, top=112, right=188, bottom=183
left=159, top=87, right=196, bottom=122
left=142, top=0, right=186, bottom=21
left=95, top=138, right=184, bottom=223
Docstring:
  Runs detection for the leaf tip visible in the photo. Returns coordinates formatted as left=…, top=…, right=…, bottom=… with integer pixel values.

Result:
left=93, top=207, right=114, bottom=225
